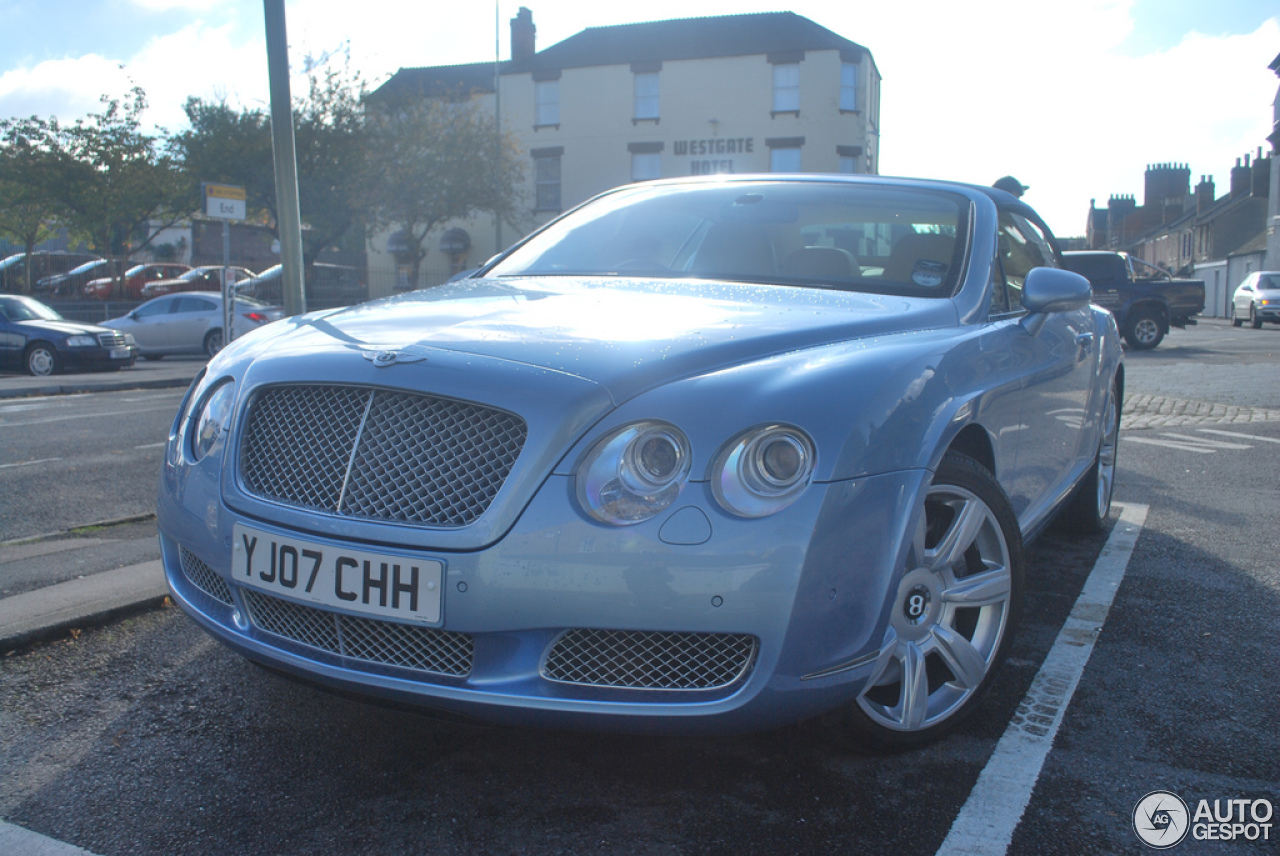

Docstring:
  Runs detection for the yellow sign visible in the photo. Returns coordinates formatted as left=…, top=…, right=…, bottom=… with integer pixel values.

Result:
left=206, top=184, right=247, bottom=201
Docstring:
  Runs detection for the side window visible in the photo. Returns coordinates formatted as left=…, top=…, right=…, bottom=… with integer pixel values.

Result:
left=175, top=296, right=214, bottom=313
left=997, top=212, right=1054, bottom=307
left=135, top=299, right=173, bottom=318
left=989, top=258, right=1013, bottom=316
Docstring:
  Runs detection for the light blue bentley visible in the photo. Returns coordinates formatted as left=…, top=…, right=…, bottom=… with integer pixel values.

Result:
left=158, top=176, right=1122, bottom=749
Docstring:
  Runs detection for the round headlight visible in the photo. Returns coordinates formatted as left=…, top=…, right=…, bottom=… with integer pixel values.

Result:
left=714, top=425, right=815, bottom=518
left=577, top=421, right=692, bottom=525
left=191, top=381, right=236, bottom=462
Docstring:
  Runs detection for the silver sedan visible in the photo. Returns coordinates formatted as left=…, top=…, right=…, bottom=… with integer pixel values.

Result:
left=103, top=293, right=283, bottom=358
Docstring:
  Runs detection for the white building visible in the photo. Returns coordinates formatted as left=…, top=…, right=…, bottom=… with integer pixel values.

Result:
left=367, top=9, right=881, bottom=295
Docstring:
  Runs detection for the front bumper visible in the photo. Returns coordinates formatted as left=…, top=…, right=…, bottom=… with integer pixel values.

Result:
left=159, top=468, right=926, bottom=734
left=60, top=344, right=136, bottom=371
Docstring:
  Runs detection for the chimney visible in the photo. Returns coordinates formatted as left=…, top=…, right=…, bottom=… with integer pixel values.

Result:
left=1195, top=175, right=1215, bottom=213
left=511, top=7, right=536, bottom=62
left=1230, top=156, right=1252, bottom=199
left=1252, top=147, right=1270, bottom=197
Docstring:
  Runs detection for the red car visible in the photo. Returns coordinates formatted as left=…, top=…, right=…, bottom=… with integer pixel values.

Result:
left=140, top=265, right=256, bottom=298
left=83, top=263, right=192, bottom=300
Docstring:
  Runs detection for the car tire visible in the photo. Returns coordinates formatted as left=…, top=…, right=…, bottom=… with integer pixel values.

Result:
left=1123, top=309, right=1164, bottom=350
left=1231, top=305, right=1243, bottom=327
left=1250, top=305, right=1263, bottom=330
left=24, top=343, right=60, bottom=377
left=142, top=354, right=165, bottom=361
left=1059, top=376, right=1120, bottom=534
left=829, top=451, right=1023, bottom=752
left=203, top=329, right=223, bottom=357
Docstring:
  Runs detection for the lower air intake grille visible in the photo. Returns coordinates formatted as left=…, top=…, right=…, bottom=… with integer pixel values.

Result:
left=543, top=629, right=757, bottom=690
left=180, top=546, right=233, bottom=605
left=241, top=589, right=473, bottom=677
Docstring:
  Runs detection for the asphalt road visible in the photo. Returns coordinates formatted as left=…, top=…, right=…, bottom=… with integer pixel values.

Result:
left=0, top=318, right=1277, bottom=855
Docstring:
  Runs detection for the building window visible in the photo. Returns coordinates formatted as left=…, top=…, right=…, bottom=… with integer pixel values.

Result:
left=772, top=63, right=800, bottom=113
left=770, top=146, right=802, bottom=173
left=533, top=150, right=562, bottom=212
left=837, top=145, right=863, bottom=175
left=840, top=62, right=858, bottom=111
left=631, top=152, right=661, bottom=182
left=634, top=72, right=659, bottom=121
left=535, top=79, right=559, bottom=127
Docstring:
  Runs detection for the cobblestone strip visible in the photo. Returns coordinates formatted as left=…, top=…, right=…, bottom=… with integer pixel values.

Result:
left=1122, top=394, right=1280, bottom=430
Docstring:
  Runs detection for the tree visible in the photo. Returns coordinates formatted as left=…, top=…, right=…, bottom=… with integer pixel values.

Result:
left=357, top=94, right=526, bottom=286
left=171, top=56, right=370, bottom=271
left=52, top=89, right=190, bottom=296
left=0, top=117, right=66, bottom=294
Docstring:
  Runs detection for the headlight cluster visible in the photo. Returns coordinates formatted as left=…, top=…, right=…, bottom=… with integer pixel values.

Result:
left=577, top=421, right=815, bottom=525
left=65, top=335, right=96, bottom=347
left=190, top=381, right=236, bottom=462
left=578, top=422, right=692, bottom=525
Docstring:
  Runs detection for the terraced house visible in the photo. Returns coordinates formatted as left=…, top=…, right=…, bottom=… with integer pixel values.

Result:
left=367, top=8, right=881, bottom=293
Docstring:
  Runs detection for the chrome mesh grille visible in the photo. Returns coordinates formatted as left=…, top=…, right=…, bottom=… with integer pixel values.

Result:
left=179, top=546, right=233, bottom=605
left=97, top=331, right=128, bottom=347
left=239, top=384, right=526, bottom=527
left=543, top=629, right=758, bottom=690
left=241, top=589, right=473, bottom=677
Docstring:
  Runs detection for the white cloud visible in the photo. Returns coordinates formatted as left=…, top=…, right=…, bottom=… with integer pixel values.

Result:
left=0, top=55, right=135, bottom=123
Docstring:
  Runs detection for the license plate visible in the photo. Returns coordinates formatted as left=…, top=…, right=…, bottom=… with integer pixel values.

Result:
left=232, top=524, right=443, bottom=623
left=110, top=347, right=130, bottom=359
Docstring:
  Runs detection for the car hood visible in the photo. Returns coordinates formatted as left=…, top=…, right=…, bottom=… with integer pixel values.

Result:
left=271, top=277, right=958, bottom=404
left=18, top=319, right=110, bottom=337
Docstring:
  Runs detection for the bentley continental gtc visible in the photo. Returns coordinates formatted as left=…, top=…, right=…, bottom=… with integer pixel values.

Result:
left=158, top=176, right=1122, bottom=749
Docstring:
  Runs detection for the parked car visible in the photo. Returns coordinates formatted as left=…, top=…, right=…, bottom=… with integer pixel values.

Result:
left=103, top=292, right=283, bottom=358
left=37, top=258, right=124, bottom=297
left=0, top=294, right=136, bottom=376
left=157, top=175, right=1122, bottom=749
left=140, top=266, right=256, bottom=299
left=83, top=262, right=192, bottom=300
left=1061, top=250, right=1205, bottom=350
left=236, top=262, right=367, bottom=309
left=1230, top=271, right=1280, bottom=328
left=0, top=251, right=101, bottom=293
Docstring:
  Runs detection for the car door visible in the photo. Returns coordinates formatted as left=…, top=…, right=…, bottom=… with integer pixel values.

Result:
left=1234, top=275, right=1255, bottom=318
left=170, top=296, right=219, bottom=353
left=994, top=212, right=1097, bottom=525
left=125, top=297, right=181, bottom=352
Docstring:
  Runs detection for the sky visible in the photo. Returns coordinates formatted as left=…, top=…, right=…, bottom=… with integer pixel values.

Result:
left=1, top=0, right=1277, bottom=238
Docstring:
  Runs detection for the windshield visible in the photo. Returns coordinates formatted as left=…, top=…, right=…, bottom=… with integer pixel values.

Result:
left=486, top=180, right=970, bottom=298
left=68, top=260, right=106, bottom=275
left=1257, top=274, right=1280, bottom=291
left=0, top=296, right=64, bottom=322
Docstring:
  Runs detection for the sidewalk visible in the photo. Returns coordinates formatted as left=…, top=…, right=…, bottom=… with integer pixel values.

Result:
left=0, top=355, right=203, bottom=399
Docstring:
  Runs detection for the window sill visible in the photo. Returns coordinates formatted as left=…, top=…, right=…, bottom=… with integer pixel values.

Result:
left=771, top=110, right=800, bottom=118
left=632, top=117, right=660, bottom=125
left=533, top=124, right=561, bottom=131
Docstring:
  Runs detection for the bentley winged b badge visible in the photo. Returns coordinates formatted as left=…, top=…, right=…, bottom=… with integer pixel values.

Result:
left=360, top=345, right=430, bottom=368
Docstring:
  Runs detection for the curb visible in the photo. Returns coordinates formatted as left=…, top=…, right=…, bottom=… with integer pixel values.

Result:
left=0, top=374, right=194, bottom=400
left=0, top=561, right=170, bottom=654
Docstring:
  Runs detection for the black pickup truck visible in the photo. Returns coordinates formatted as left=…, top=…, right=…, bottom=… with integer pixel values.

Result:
left=1062, top=251, right=1205, bottom=350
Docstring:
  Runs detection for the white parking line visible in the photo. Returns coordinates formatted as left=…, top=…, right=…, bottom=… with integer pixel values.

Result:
left=0, top=457, right=62, bottom=470
left=1197, top=428, right=1280, bottom=444
left=0, top=820, right=100, bottom=855
left=1123, top=434, right=1251, bottom=453
left=935, top=502, right=1149, bottom=856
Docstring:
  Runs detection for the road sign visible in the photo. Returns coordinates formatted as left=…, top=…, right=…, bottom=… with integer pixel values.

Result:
left=204, top=183, right=247, bottom=221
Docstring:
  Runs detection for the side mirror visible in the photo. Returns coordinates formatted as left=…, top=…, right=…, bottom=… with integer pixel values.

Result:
left=1021, top=267, right=1091, bottom=314
left=1020, top=267, right=1092, bottom=334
